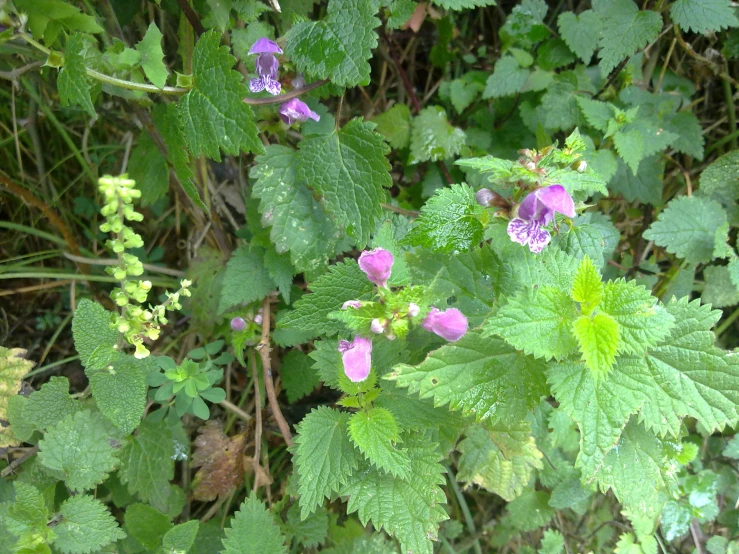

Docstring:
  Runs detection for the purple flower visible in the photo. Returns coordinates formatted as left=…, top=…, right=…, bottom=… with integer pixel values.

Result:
left=254, top=314, right=263, bottom=325
left=248, top=38, right=282, bottom=96
left=358, top=248, right=394, bottom=288
left=370, top=319, right=384, bottom=334
left=507, top=185, right=575, bottom=253
left=342, top=300, right=363, bottom=310
left=279, top=98, right=320, bottom=125
left=338, top=336, right=373, bottom=382
left=422, top=307, right=468, bottom=342
left=231, top=317, right=246, bottom=331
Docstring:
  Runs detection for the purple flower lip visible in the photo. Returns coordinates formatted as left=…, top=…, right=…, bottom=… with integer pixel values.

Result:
left=248, top=38, right=282, bottom=96
left=279, top=98, right=321, bottom=125
left=422, top=307, right=468, bottom=342
left=507, top=184, right=575, bottom=253
left=358, top=248, right=394, bottom=288
left=248, top=38, right=283, bottom=55
left=338, top=336, right=373, bottom=382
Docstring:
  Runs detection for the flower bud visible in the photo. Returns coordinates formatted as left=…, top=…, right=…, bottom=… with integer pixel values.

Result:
left=422, top=307, right=468, bottom=342
left=231, top=317, right=246, bottom=331
left=342, top=300, right=363, bottom=310
left=370, top=319, right=384, bottom=334
left=254, top=314, right=263, bottom=325
left=577, top=161, right=587, bottom=173
left=338, top=336, right=372, bottom=382
left=358, top=248, right=394, bottom=288
left=408, top=303, right=420, bottom=317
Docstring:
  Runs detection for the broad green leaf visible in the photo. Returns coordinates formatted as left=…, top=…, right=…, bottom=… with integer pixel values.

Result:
left=285, top=503, right=328, bottom=548
left=387, top=331, right=548, bottom=422
left=485, top=286, right=578, bottom=360
left=539, top=530, right=565, bottom=554
left=573, top=312, right=621, bottom=378
left=178, top=30, right=263, bottom=161
left=124, top=503, right=172, bottom=550
left=38, top=410, right=119, bottom=492
left=571, top=256, right=604, bottom=315
left=703, top=265, right=739, bottom=308
left=21, top=376, right=79, bottom=434
left=293, top=407, right=362, bottom=519
left=552, top=224, right=606, bottom=269
left=449, top=77, right=483, bottom=113
left=371, top=104, right=411, bottom=149
left=349, top=407, right=411, bottom=478
left=482, top=56, right=529, bottom=98
left=643, top=196, right=729, bottom=265
left=15, top=0, right=103, bottom=42
left=264, top=247, right=294, bottom=303
left=432, top=0, right=497, bottom=9
left=575, top=96, right=614, bottom=133
left=670, top=0, right=739, bottom=33
left=5, top=482, right=51, bottom=546
left=614, top=121, right=678, bottom=175
left=0, top=347, right=34, bottom=447
left=285, top=0, right=380, bottom=87
left=499, top=0, right=549, bottom=49
left=90, top=354, right=147, bottom=435
left=135, top=22, right=168, bottom=88
left=660, top=501, right=692, bottom=542
left=71, top=299, right=117, bottom=368
left=387, top=0, right=417, bottom=29
left=404, top=184, right=485, bottom=253
left=222, top=495, right=288, bottom=554
left=609, top=156, right=664, bottom=205
left=409, top=106, right=466, bottom=164
left=53, top=495, right=125, bottom=554
left=537, top=38, right=576, bottom=71
left=280, top=350, right=320, bottom=403
left=297, top=118, right=391, bottom=246
left=58, top=33, right=96, bottom=119
left=667, top=110, right=705, bottom=161
left=127, top=132, right=168, bottom=206
left=506, top=490, right=554, bottom=531
left=539, top=72, right=583, bottom=131
left=558, top=10, right=602, bottom=63
left=699, top=150, right=739, bottom=200
left=218, top=245, right=276, bottom=314
left=162, top=520, right=199, bottom=553
left=457, top=421, right=543, bottom=501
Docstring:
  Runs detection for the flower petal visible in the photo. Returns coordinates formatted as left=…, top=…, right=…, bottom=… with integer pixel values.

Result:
left=536, top=185, right=575, bottom=219
left=249, top=37, right=283, bottom=55
left=264, top=78, right=282, bottom=96
left=249, top=78, right=266, bottom=93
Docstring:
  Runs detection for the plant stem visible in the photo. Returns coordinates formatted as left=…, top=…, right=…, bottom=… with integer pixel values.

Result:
left=723, top=78, right=738, bottom=151
left=716, top=305, right=739, bottom=337
left=86, top=68, right=189, bottom=95
left=444, top=463, right=483, bottom=554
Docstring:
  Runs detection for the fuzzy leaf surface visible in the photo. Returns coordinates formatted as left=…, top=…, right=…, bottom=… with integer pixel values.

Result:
left=482, top=56, right=529, bottom=98
left=348, top=407, right=411, bottom=478
left=53, top=495, right=125, bottom=554
left=72, top=299, right=117, bottom=369
left=573, top=312, right=621, bottom=378
left=558, top=10, right=602, bottom=63
left=90, top=354, right=147, bottom=435
left=221, top=495, right=287, bottom=554
left=670, top=0, right=739, bottom=33
left=409, top=106, right=466, bottom=164
left=58, top=33, right=95, bottom=118
left=218, top=245, right=275, bottom=313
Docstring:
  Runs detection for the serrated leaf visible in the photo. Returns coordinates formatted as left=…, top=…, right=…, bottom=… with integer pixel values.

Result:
left=670, top=0, right=739, bottom=33
left=349, top=407, right=411, bottom=478
left=22, top=376, right=79, bottom=434
left=552, top=224, right=606, bottom=268
left=218, top=245, right=275, bottom=314
left=285, top=504, right=328, bottom=549
left=90, top=354, right=147, bottom=435
left=699, top=150, right=739, bottom=200
left=703, top=265, right=739, bottom=308
left=387, top=331, right=548, bottom=422
left=539, top=530, right=565, bottom=554
left=285, top=0, right=380, bottom=87
left=72, top=299, right=117, bottom=369
left=5, top=482, right=50, bottom=544
left=557, top=10, right=602, bottom=64
left=409, top=106, right=466, bottom=164
left=0, top=347, right=34, bottom=447
left=293, top=407, right=362, bottom=519
left=58, top=33, right=96, bottom=118
left=667, top=110, right=705, bottom=161
left=371, top=104, right=411, bottom=149
left=540, top=73, right=582, bottom=131
left=136, top=22, right=168, bottom=88
left=53, top=495, right=125, bottom=554
left=485, top=286, right=578, bottom=361
left=572, top=256, right=604, bottom=315
left=643, top=196, right=729, bottom=265
left=178, top=30, right=262, bottom=161
left=281, top=350, right=320, bottom=403
left=404, top=184, right=485, bottom=253
left=573, top=312, right=621, bottom=378
left=614, top=121, right=678, bottom=175
left=482, top=56, right=529, bottom=98
left=575, top=96, right=614, bottom=133
left=119, top=419, right=174, bottom=512
left=457, top=421, right=543, bottom=501
left=297, top=118, right=391, bottom=246
left=506, top=489, right=554, bottom=531
left=38, top=410, right=118, bottom=492
left=610, top=155, right=664, bottom=205
left=127, top=132, right=169, bottom=206
left=432, top=0, right=497, bottom=10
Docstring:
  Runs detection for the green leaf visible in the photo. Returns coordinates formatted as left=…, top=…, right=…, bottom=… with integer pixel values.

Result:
left=264, top=247, right=294, bottom=304
left=53, top=495, right=125, bottom=554
left=124, top=503, right=172, bottom=550
left=293, top=407, right=362, bottom=519
left=552, top=224, right=607, bottom=269
left=386, top=331, right=548, bottom=422
left=614, top=120, right=678, bottom=175
left=404, top=184, right=485, bottom=253
left=557, top=10, right=602, bottom=64
left=90, top=354, right=147, bottom=435
left=58, top=33, right=96, bottom=118
left=348, top=407, right=411, bottom=479
left=0, top=347, right=34, bottom=446
left=485, top=286, right=579, bottom=361
left=5, top=482, right=50, bottom=545
left=409, top=106, right=466, bottom=164
left=506, top=490, right=554, bottom=532
left=670, top=0, right=739, bottom=33
left=118, top=419, right=174, bottom=512
left=537, top=38, right=576, bottom=71
left=482, top=56, right=529, bottom=98
left=250, top=145, right=339, bottom=273
left=127, top=132, right=169, bottom=206
left=667, top=110, right=705, bottom=161
left=162, top=520, right=200, bottom=553
left=135, top=22, right=168, bottom=88
left=457, top=421, right=543, bottom=501
left=285, top=504, right=328, bottom=548
left=285, top=0, right=380, bottom=87
left=609, top=156, right=664, bottom=205
left=341, top=433, right=447, bottom=554
left=573, top=312, right=621, bottom=378
left=703, top=265, right=739, bottom=308
left=575, top=96, right=614, bottom=133
left=280, top=350, right=320, bottom=403
left=449, top=77, right=483, bottom=113
left=372, top=216, right=412, bottom=287
left=371, top=104, right=411, bottom=149
left=277, top=260, right=374, bottom=339
left=178, top=30, right=263, bottom=161
left=18, top=376, right=79, bottom=435
left=218, top=245, right=276, bottom=314
left=594, top=0, right=662, bottom=76
left=72, top=299, right=117, bottom=369
left=15, top=0, right=103, bottom=42
left=643, top=196, right=729, bottom=265
left=37, top=410, right=119, bottom=492
left=539, top=530, right=565, bottom=554
left=699, top=150, right=739, bottom=200
left=297, top=118, right=391, bottom=246
left=432, top=0, right=497, bottom=10
left=571, top=256, right=604, bottom=315
left=539, top=72, right=583, bottom=131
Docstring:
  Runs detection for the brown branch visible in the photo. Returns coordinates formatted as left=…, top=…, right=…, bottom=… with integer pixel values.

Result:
left=0, top=61, right=43, bottom=81
left=176, top=0, right=206, bottom=36
left=249, top=348, right=263, bottom=491
left=256, top=296, right=293, bottom=447
left=0, top=446, right=39, bottom=477
left=242, top=79, right=329, bottom=106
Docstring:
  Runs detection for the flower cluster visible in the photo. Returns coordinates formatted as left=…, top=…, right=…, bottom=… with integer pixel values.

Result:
left=248, top=38, right=320, bottom=126
left=99, top=175, right=191, bottom=359
left=339, top=248, right=468, bottom=382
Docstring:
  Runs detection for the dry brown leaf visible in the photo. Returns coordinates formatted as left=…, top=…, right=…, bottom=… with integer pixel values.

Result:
left=191, top=420, right=247, bottom=501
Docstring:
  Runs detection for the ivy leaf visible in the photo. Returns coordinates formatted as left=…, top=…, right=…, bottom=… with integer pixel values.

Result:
left=643, top=196, right=729, bottom=265
left=285, top=0, right=380, bottom=87
left=482, top=56, right=529, bottom=98
left=573, top=312, right=621, bottom=378
left=457, top=421, right=543, bottom=501
left=593, top=0, right=662, bottom=76
left=53, top=495, right=125, bottom=554
left=485, top=287, right=579, bottom=361
left=135, top=22, right=168, bottom=88
left=0, top=347, right=34, bottom=447
left=72, top=299, right=117, bottom=369
left=371, top=104, right=411, bottom=149
left=221, top=495, right=288, bottom=554
left=297, top=118, right=391, bottom=246
left=571, top=256, right=604, bottom=315
left=670, top=0, right=739, bottom=34
left=178, top=30, right=262, bottom=161
left=557, top=10, right=602, bottom=63
left=90, top=354, right=147, bottom=435
left=38, top=410, right=119, bottom=492
left=58, top=33, right=96, bottom=119
left=404, top=184, right=485, bottom=253
left=409, top=106, right=466, bottom=164
left=292, top=407, right=362, bottom=519
left=218, top=245, right=276, bottom=314
left=349, top=407, right=411, bottom=479
left=387, top=331, right=548, bottom=422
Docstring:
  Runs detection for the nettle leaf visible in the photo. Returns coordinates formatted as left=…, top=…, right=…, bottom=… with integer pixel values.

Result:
left=19, top=376, right=79, bottom=434
left=643, top=196, right=729, bottom=265
left=409, top=106, right=466, bottom=164
left=371, top=103, right=411, bottom=149
left=457, top=421, right=543, bottom=501
left=667, top=110, right=705, bottom=161
left=58, top=33, right=96, bottom=119
left=432, top=0, right=497, bottom=10
left=72, top=299, right=117, bottom=368
left=178, top=30, right=262, bottom=161
left=38, top=410, right=119, bottom=492
left=552, top=223, right=606, bottom=269
left=482, top=56, right=529, bottom=98
left=699, top=150, right=739, bottom=201
left=593, top=0, right=662, bottom=76
left=281, top=350, right=320, bottom=403
left=703, top=265, right=739, bottom=308
left=614, top=121, right=678, bottom=175
left=127, top=132, right=168, bottom=206
left=349, top=407, right=411, bottom=479
left=222, top=495, right=288, bottom=554
left=539, top=73, right=583, bottom=132
left=5, top=481, right=52, bottom=546
left=670, top=0, right=739, bottom=34
left=162, top=520, right=199, bottom=553
left=404, top=184, right=485, bottom=253
left=53, top=495, right=125, bottom=554
left=297, top=118, right=391, bottom=246
left=485, top=287, right=579, bottom=361
left=0, top=347, right=34, bottom=447
left=285, top=0, right=380, bottom=87
left=278, top=260, right=374, bottom=339
left=558, top=10, right=602, bottom=64
left=573, top=312, right=621, bottom=378
left=609, top=155, right=664, bottom=205
left=387, top=331, right=548, bottom=422
left=135, top=22, right=168, bottom=88
left=341, top=433, right=447, bottom=554
left=293, top=407, right=362, bottom=519
left=124, top=503, right=172, bottom=549
left=575, top=96, right=614, bottom=133
left=571, top=256, right=604, bottom=315
left=90, top=354, right=147, bottom=435
left=218, top=245, right=276, bottom=314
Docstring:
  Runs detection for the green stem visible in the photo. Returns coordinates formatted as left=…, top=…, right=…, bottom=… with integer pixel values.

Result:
left=0, top=272, right=175, bottom=287
left=86, top=68, right=189, bottom=95
left=723, top=79, right=738, bottom=151
left=716, top=306, right=739, bottom=337
left=444, top=463, right=483, bottom=554
left=24, top=355, right=79, bottom=378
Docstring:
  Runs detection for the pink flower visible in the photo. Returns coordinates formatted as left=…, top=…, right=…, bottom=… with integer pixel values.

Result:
left=370, top=319, right=384, bottom=334
left=248, top=38, right=282, bottom=96
left=230, top=317, right=246, bottom=331
left=422, top=307, right=468, bottom=342
left=338, top=336, right=373, bottom=382
left=507, top=185, right=575, bottom=253
left=358, top=248, right=393, bottom=287
left=408, top=303, right=420, bottom=317
left=342, top=300, right=363, bottom=310
left=279, top=98, right=320, bottom=125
